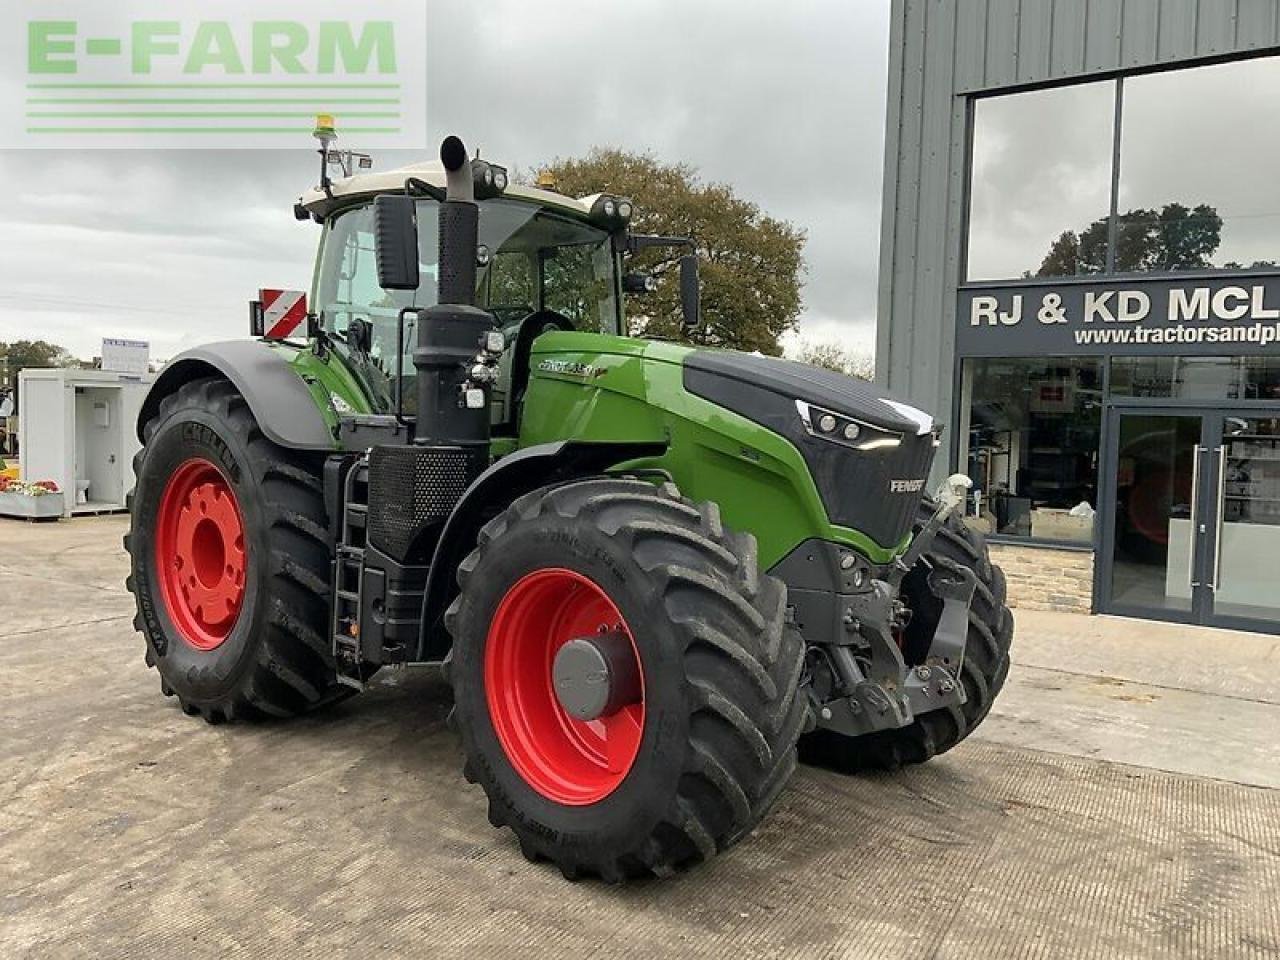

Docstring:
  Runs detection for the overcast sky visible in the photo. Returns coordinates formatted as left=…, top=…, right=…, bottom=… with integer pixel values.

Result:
left=0, top=0, right=890, bottom=363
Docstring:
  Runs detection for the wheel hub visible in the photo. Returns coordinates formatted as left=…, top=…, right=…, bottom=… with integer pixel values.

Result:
left=552, top=632, right=642, bottom=722
left=155, top=459, right=246, bottom=651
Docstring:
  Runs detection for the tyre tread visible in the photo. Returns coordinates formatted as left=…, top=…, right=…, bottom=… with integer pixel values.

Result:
left=124, top=375, right=348, bottom=723
left=448, top=478, right=811, bottom=880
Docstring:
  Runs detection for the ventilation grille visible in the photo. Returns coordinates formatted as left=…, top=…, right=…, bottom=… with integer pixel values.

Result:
left=366, top=445, right=488, bottom=561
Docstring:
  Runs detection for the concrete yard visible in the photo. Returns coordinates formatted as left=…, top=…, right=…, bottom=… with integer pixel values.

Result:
left=2, top=515, right=1278, bottom=959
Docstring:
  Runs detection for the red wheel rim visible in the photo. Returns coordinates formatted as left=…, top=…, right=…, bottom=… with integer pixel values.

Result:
left=485, top=568, right=645, bottom=805
left=154, top=458, right=247, bottom=652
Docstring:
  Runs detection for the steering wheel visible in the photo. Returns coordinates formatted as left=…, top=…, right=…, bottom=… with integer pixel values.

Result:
left=509, top=309, right=576, bottom=415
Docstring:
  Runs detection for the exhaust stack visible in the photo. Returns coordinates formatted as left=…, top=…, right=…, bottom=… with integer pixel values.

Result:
left=436, top=135, right=479, bottom=308
left=410, top=135, right=495, bottom=449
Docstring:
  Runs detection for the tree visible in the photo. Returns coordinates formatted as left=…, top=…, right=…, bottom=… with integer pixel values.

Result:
left=1036, top=202, right=1223, bottom=276
left=0, top=340, right=76, bottom=390
left=788, top=339, right=875, bottom=380
left=533, top=149, right=806, bottom=355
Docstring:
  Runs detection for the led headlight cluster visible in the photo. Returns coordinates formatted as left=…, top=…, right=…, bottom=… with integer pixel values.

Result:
left=589, top=194, right=634, bottom=227
left=471, top=159, right=509, bottom=200
left=795, top=399, right=903, bottom=452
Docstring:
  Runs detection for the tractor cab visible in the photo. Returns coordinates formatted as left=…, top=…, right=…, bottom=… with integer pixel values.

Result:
left=295, top=154, right=682, bottom=437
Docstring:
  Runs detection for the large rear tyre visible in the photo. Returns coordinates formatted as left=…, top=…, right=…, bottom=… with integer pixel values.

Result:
left=125, top=376, right=348, bottom=723
left=799, top=503, right=1013, bottom=772
left=444, top=479, right=811, bottom=881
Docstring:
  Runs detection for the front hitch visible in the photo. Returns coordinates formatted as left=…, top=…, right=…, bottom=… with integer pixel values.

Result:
left=808, top=474, right=978, bottom=739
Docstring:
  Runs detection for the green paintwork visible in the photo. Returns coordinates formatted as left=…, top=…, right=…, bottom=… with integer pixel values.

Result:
left=517, top=331, right=908, bottom=568
left=267, top=340, right=377, bottom=431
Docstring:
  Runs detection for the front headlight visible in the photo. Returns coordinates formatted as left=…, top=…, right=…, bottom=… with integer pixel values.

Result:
left=795, top=399, right=903, bottom=451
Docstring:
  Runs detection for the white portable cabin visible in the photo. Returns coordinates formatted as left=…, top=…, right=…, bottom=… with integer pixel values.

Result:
left=18, top=368, right=154, bottom=517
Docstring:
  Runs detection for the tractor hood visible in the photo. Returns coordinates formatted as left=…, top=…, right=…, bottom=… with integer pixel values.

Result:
left=682, top=350, right=940, bottom=549
left=683, top=351, right=935, bottom=437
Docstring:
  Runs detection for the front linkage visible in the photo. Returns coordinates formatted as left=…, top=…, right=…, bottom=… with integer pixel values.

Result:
left=801, top=475, right=977, bottom=738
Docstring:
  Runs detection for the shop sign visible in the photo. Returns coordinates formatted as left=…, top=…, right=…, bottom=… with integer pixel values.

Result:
left=958, top=274, right=1280, bottom=356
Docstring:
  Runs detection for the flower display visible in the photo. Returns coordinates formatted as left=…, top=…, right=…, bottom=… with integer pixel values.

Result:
left=0, top=477, right=60, bottom=497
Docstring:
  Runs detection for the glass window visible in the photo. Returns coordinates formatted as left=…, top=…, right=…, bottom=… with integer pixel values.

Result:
left=314, top=198, right=620, bottom=416
left=967, top=81, right=1116, bottom=281
left=476, top=200, right=620, bottom=333
left=315, top=203, right=441, bottom=414
left=1110, top=356, right=1280, bottom=400
left=1119, top=57, right=1280, bottom=272
left=959, top=358, right=1103, bottom=542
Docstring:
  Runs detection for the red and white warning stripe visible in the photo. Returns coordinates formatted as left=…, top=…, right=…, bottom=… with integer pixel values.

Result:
left=259, top=289, right=308, bottom=339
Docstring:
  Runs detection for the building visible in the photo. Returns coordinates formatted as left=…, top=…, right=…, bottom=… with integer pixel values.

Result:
left=18, top=368, right=153, bottom=518
left=877, top=0, right=1280, bottom=633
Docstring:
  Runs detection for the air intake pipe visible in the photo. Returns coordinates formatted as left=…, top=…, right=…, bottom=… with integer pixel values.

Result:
left=412, top=135, right=495, bottom=449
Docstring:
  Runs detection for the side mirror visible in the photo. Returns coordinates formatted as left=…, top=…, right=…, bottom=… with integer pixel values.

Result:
left=679, top=254, right=700, bottom=332
left=373, top=194, right=420, bottom=291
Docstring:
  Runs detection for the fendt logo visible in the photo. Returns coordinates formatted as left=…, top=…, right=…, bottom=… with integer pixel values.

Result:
left=889, top=478, right=926, bottom=494
left=0, top=2, right=426, bottom=149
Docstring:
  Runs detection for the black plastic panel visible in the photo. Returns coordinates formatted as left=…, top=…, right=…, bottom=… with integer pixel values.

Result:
left=684, top=352, right=936, bottom=550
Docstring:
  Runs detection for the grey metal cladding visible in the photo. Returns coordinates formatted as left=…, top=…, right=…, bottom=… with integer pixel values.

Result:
left=876, top=0, right=1280, bottom=482
left=953, top=0, right=1280, bottom=94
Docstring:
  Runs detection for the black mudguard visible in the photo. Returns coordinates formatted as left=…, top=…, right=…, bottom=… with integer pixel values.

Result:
left=137, top=340, right=336, bottom=451
left=415, top=439, right=668, bottom=660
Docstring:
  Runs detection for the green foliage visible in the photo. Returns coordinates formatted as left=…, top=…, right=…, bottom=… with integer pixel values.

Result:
left=0, top=340, right=77, bottom=389
left=534, top=149, right=806, bottom=355
left=1036, top=202, right=1224, bottom=276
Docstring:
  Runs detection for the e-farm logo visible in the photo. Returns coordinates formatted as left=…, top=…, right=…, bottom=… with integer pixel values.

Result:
left=0, top=2, right=426, bottom=148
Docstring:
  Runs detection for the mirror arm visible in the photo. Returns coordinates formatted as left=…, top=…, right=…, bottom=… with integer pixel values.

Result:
left=627, top=234, right=695, bottom=255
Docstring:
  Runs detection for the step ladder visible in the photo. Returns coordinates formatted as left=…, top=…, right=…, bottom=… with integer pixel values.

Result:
left=332, top=458, right=371, bottom=690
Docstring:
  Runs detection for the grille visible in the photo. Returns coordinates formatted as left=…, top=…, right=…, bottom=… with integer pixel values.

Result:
left=810, top=430, right=937, bottom=548
left=367, top=444, right=488, bottom=561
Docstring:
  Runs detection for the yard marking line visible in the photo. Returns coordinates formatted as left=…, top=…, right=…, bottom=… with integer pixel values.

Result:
left=1017, top=662, right=1280, bottom=709
left=1, top=614, right=133, bottom=641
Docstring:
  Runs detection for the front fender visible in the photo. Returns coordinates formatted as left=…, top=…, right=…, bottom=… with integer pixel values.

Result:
left=138, top=341, right=335, bottom=451
left=416, top=439, right=668, bottom=660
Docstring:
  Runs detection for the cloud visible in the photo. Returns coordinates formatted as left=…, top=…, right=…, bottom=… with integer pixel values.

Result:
left=0, top=0, right=890, bottom=361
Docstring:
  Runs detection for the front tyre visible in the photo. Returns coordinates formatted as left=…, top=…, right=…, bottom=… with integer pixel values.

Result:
left=125, top=376, right=347, bottom=723
left=445, top=479, right=811, bottom=881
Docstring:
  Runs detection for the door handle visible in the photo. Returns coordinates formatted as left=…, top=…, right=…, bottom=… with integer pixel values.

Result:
left=1188, top=445, right=1204, bottom=589
left=1211, top=445, right=1226, bottom=591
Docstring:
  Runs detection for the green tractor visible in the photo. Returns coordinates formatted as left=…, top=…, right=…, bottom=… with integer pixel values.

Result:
left=126, top=129, right=1013, bottom=882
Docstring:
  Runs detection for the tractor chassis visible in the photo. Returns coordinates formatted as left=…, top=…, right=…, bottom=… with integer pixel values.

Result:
left=783, top=498, right=979, bottom=740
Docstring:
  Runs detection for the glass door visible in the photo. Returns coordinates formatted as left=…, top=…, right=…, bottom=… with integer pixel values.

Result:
left=1101, top=408, right=1280, bottom=633
left=1205, top=415, right=1280, bottom=629
left=1101, top=410, right=1211, bottom=622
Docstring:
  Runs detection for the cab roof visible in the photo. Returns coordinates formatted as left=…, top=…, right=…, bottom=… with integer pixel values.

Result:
left=298, top=161, right=602, bottom=221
